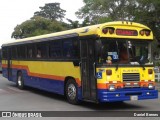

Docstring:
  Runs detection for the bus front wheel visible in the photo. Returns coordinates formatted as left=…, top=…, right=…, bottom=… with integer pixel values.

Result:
left=17, top=72, right=24, bottom=89
left=65, top=79, right=79, bottom=104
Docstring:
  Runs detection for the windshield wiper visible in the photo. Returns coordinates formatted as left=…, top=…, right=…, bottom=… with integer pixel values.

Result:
left=132, top=56, right=145, bottom=70
left=116, top=63, right=119, bottom=71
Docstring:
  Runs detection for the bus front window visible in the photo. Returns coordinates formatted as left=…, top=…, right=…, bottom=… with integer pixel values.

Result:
left=96, top=39, right=152, bottom=65
left=96, top=39, right=118, bottom=64
left=128, top=41, right=152, bottom=64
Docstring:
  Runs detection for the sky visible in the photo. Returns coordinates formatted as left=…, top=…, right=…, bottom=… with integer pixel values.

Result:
left=0, top=0, right=84, bottom=47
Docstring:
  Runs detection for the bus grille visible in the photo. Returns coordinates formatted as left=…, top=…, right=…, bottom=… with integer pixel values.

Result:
left=123, top=73, right=140, bottom=82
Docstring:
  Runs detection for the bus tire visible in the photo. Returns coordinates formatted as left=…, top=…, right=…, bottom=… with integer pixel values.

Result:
left=65, top=79, right=79, bottom=104
left=17, top=72, right=24, bottom=89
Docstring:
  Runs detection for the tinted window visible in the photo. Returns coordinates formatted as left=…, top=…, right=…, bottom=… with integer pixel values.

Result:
left=63, top=39, right=79, bottom=58
left=27, top=44, right=36, bottom=59
left=17, top=46, right=26, bottom=59
left=11, top=46, right=17, bottom=59
left=49, top=40, right=62, bottom=58
left=36, top=43, right=48, bottom=58
left=2, top=47, right=7, bottom=59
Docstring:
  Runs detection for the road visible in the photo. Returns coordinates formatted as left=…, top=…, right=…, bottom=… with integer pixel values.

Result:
left=0, top=74, right=159, bottom=119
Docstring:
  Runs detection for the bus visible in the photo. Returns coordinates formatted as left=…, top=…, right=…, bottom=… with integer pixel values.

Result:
left=0, top=49, right=2, bottom=73
left=1, top=21, right=158, bottom=104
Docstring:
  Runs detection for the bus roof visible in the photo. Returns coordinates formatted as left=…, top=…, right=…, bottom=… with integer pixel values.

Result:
left=2, top=21, right=153, bottom=47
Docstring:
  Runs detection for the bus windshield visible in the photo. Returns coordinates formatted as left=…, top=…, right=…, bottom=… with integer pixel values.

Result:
left=96, top=39, right=152, bottom=65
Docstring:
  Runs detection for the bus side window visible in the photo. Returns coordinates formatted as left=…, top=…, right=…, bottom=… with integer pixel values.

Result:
left=63, top=39, right=79, bottom=58
left=28, top=49, right=33, bottom=58
left=36, top=48, right=42, bottom=58
left=17, top=45, right=26, bottom=59
left=27, top=45, right=35, bottom=59
left=11, top=47, right=17, bottom=59
left=36, top=43, right=47, bottom=59
left=49, top=40, right=62, bottom=58
left=2, top=48, right=7, bottom=59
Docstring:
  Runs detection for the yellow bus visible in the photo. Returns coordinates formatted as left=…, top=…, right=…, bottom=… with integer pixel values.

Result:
left=2, top=21, right=158, bottom=104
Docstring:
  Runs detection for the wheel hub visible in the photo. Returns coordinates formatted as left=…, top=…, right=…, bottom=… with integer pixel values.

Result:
left=68, top=84, right=76, bottom=100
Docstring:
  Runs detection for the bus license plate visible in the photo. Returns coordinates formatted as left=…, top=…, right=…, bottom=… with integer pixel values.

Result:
left=130, top=96, right=138, bottom=101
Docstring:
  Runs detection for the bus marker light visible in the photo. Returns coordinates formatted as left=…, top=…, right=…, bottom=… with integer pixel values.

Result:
left=109, top=28, right=114, bottom=34
left=102, top=28, right=108, bottom=34
left=148, top=69, right=153, bottom=74
left=139, top=30, right=144, bottom=36
left=106, top=70, right=112, bottom=75
left=145, top=30, right=150, bottom=36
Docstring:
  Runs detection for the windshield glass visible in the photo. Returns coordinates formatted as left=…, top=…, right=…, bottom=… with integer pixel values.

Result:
left=96, top=38, right=152, bottom=65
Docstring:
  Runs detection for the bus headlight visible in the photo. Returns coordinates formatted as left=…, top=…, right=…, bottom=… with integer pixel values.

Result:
left=148, top=83, right=154, bottom=89
left=109, top=85, right=115, bottom=91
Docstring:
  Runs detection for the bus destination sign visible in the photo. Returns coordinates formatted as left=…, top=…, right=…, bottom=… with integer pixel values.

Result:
left=116, top=29, right=138, bottom=36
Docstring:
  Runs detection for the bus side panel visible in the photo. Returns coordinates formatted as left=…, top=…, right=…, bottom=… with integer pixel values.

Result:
left=2, top=67, right=8, bottom=79
left=2, top=60, right=8, bottom=79
left=3, top=60, right=82, bottom=97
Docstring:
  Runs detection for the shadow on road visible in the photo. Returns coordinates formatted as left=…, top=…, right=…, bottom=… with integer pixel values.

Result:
left=78, top=101, right=146, bottom=110
left=8, top=83, right=147, bottom=111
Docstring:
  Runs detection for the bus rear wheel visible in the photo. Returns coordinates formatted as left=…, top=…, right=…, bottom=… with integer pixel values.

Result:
left=17, top=72, right=24, bottom=89
left=65, top=79, right=79, bottom=104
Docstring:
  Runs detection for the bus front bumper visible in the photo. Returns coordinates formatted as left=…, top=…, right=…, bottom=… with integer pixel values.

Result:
left=98, top=88, right=158, bottom=102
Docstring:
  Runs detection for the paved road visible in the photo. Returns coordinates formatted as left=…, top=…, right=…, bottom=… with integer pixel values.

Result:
left=0, top=74, right=159, bottom=119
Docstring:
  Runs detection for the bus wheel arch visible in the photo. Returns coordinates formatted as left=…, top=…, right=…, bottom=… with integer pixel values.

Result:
left=17, top=70, right=24, bottom=89
left=64, top=77, right=79, bottom=104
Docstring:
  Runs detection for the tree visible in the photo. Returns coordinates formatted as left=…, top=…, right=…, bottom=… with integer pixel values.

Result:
left=76, top=0, right=160, bottom=59
left=66, top=19, right=80, bottom=29
left=12, top=16, right=66, bottom=39
left=34, top=3, right=66, bottom=21
left=76, top=0, right=160, bottom=40
left=76, top=0, right=138, bottom=24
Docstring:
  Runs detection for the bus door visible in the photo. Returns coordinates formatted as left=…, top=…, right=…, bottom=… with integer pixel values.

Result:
left=7, top=48, right=12, bottom=80
left=80, top=39, right=97, bottom=101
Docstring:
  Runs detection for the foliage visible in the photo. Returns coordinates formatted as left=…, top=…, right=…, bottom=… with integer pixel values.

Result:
left=66, top=19, right=80, bottom=29
left=76, top=0, right=137, bottom=24
left=11, top=16, right=66, bottom=39
left=76, top=0, right=160, bottom=43
left=34, top=3, right=66, bottom=21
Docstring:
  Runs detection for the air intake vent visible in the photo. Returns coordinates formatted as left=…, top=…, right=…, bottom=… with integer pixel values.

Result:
left=123, top=73, right=140, bottom=82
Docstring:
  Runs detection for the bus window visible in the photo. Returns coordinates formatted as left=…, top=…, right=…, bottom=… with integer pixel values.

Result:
left=63, top=39, right=79, bottom=58
left=118, top=42, right=129, bottom=63
left=17, top=46, right=26, bottom=59
left=36, top=43, right=47, bottom=58
left=2, top=47, right=7, bottom=59
left=11, top=47, right=17, bottom=59
left=128, top=41, right=150, bottom=64
left=63, top=40, right=72, bottom=58
left=96, top=39, right=119, bottom=64
left=27, top=45, right=36, bottom=59
left=49, top=40, right=62, bottom=58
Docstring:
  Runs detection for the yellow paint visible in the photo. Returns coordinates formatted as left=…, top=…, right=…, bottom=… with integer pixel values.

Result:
left=96, top=67, right=154, bottom=83
left=2, top=21, right=153, bottom=46
left=5, top=60, right=81, bottom=80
